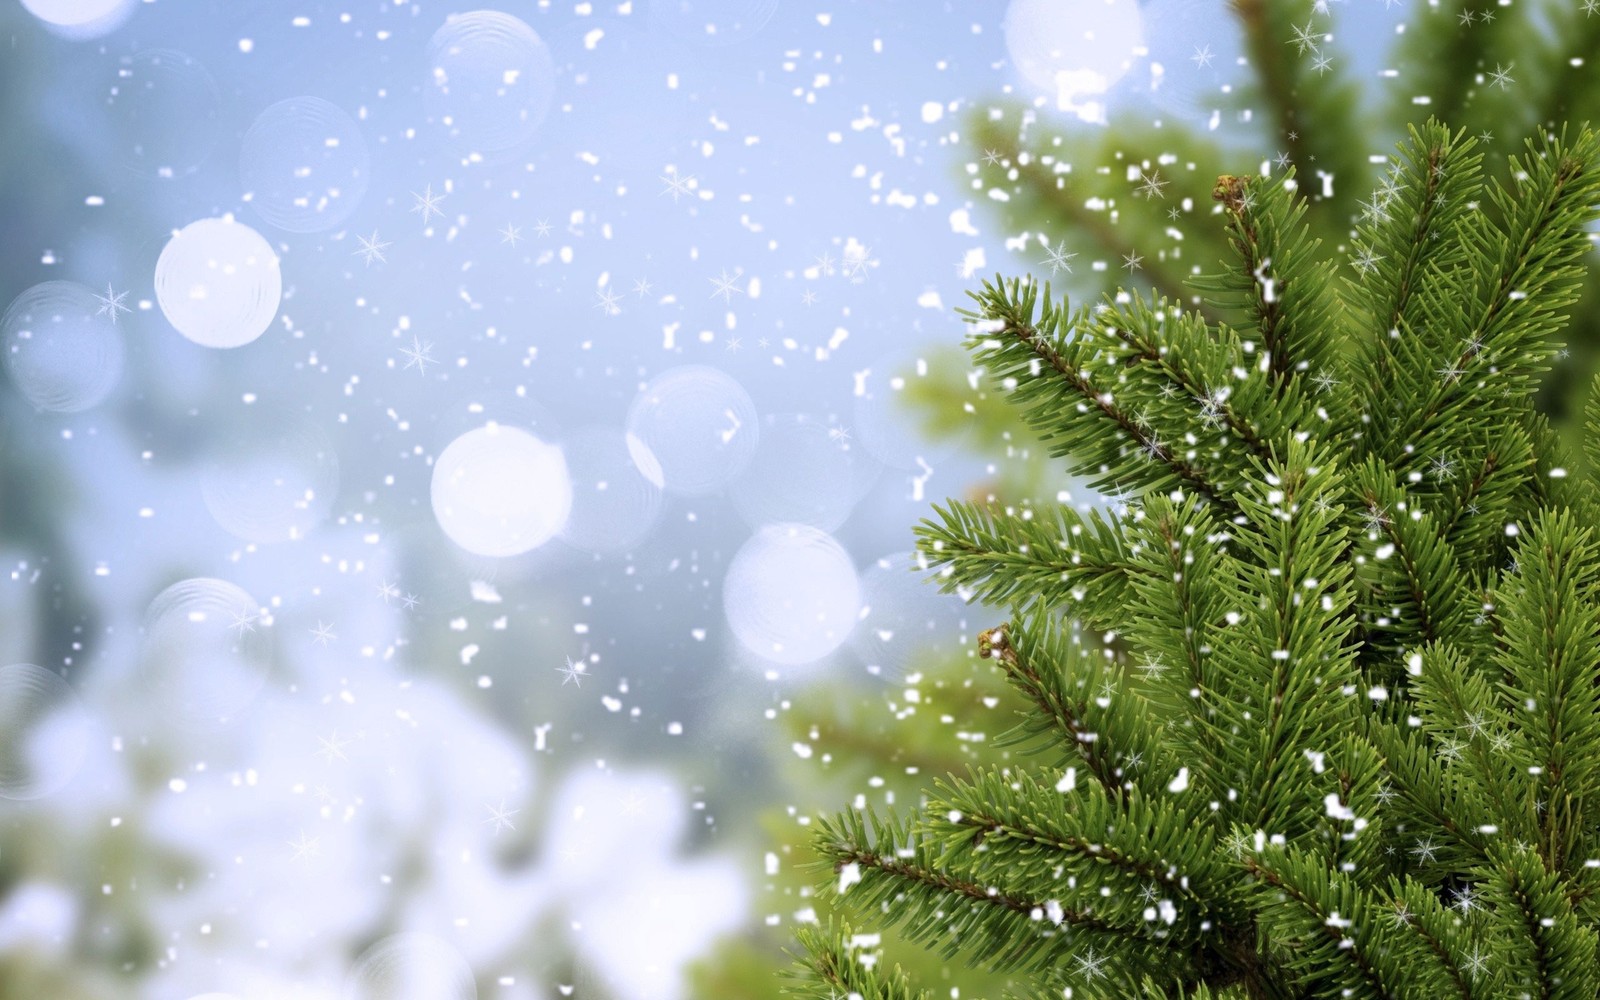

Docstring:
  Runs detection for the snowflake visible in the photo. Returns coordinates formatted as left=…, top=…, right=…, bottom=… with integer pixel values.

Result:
left=660, top=167, right=696, bottom=201
left=709, top=267, right=745, bottom=303
left=1488, top=62, right=1515, bottom=90
left=1191, top=44, right=1214, bottom=69
left=1463, top=946, right=1489, bottom=980
left=981, top=148, right=1003, bottom=166
left=1073, top=947, right=1108, bottom=981
left=499, top=223, right=522, bottom=247
left=399, top=336, right=436, bottom=375
left=1040, top=240, right=1077, bottom=275
left=556, top=656, right=587, bottom=687
left=93, top=283, right=131, bottom=324
left=1310, top=369, right=1341, bottom=393
left=309, top=621, right=337, bottom=646
left=352, top=231, right=390, bottom=266
left=1288, top=18, right=1322, bottom=55
left=1135, top=170, right=1168, bottom=200
left=484, top=798, right=520, bottom=835
left=409, top=183, right=445, bottom=225
left=841, top=245, right=876, bottom=279
left=595, top=286, right=623, bottom=315
left=633, top=277, right=654, bottom=298
left=533, top=218, right=553, bottom=237
left=1122, top=250, right=1144, bottom=272
left=1409, top=835, right=1440, bottom=864
left=315, top=731, right=353, bottom=763
left=288, top=832, right=321, bottom=861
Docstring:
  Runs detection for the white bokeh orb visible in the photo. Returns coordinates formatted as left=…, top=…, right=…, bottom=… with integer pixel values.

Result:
left=240, top=96, right=369, bottom=233
left=1, top=280, right=125, bottom=412
left=557, top=426, right=664, bottom=555
left=626, top=365, right=758, bottom=496
left=154, top=217, right=282, bottom=349
left=426, top=11, right=555, bottom=154
left=431, top=423, right=572, bottom=557
left=724, top=523, right=861, bottom=665
left=19, top=0, right=136, bottom=38
left=1005, top=0, right=1144, bottom=121
left=139, top=578, right=272, bottom=728
left=345, top=932, right=476, bottom=1000
left=0, top=663, right=92, bottom=801
left=649, top=0, right=780, bottom=47
left=105, top=49, right=221, bottom=178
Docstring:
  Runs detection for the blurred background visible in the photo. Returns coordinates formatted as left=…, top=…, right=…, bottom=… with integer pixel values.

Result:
left=3, top=1, right=1598, bottom=998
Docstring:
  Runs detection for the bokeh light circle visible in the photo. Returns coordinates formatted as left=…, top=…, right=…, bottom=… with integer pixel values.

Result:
left=1, top=280, right=125, bottom=412
left=240, top=96, right=369, bottom=233
left=1004, top=0, right=1144, bottom=119
left=724, top=523, right=861, bottom=665
left=852, top=351, right=961, bottom=471
left=557, top=426, right=664, bottom=555
left=626, top=365, right=758, bottom=496
left=728, top=414, right=877, bottom=531
left=201, top=417, right=339, bottom=544
left=0, top=664, right=92, bottom=801
left=154, top=217, right=281, bottom=349
left=105, top=49, right=220, bottom=178
left=849, top=552, right=969, bottom=681
left=140, top=578, right=272, bottom=727
left=431, top=423, right=573, bottom=557
left=18, top=0, right=135, bottom=38
left=345, top=932, right=476, bottom=1000
left=425, top=11, right=555, bottom=153
left=649, top=0, right=780, bottom=47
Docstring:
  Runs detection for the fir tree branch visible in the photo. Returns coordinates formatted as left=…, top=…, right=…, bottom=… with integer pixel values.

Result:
left=928, top=766, right=1225, bottom=933
left=812, top=808, right=1159, bottom=978
left=787, top=920, right=933, bottom=1000
left=1189, top=172, right=1343, bottom=390
left=915, top=499, right=1141, bottom=627
left=1097, top=292, right=1286, bottom=469
left=977, top=619, right=1134, bottom=797
left=1478, top=842, right=1600, bottom=999
left=1348, top=457, right=1478, bottom=660
left=1491, top=508, right=1600, bottom=878
left=1242, top=847, right=1433, bottom=1000
left=1378, top=127, right=1600, bottom=468
left=959, top=276, right=1236, bottom=509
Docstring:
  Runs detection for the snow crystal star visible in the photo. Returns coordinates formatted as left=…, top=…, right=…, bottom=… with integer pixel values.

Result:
left=533, top=218, right=552, bottom=237
left=288, top=832, right=320, bottom=861
left=1288, top=18, right=1321, bottom=55
left=1135, top=170, right=1168, bottom=199
left=499, top=223, right=522, bottom=247
left=801, top=288, right=817, bottom=305
left=409, top=183, right=445, bottom=225
left=1191, top=44, right=1214, bottom=69
left=376, top=579, right=399, bottom=603
left=309, top=621, right=337, bottom=646
left=315, top=731, right=353, bottom=763
left=632, top=277, right=653, bottom=298
left=228, top=610, right=258, bottom=635
left=814, top=252, right=837, bottom=276
left=93, top=283, right=131, bottom=324
left=709, top=267, right=745, bottom=303
left=556, top=656, right=586, bottom=687
left=841, top=245, right=876, bottom=279
left=353, top=231, right=390, bottom=266
left=484, top=798, right=519, bottom=835
left=595, top=286, right=623, bottom=315
left=660, top=168, right=695, bottom=202
left=399, top=336, right=435, bottom=375
left=1122, top=250, right=1144, bottom=272
left=1040, top=240, right=1077, bottom=275
left=1488, top=62, right=1515, bottom=90
left=1074, top=948, right=1108, bottom=981
left=981, top=148, right=1003, bottom=166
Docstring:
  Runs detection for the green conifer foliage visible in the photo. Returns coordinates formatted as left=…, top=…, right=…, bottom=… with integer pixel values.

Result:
left=787, top=121, right=1600, bottom=999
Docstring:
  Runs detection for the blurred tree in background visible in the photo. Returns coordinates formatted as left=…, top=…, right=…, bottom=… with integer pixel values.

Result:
left=692, top=0, right=1600, bottom=995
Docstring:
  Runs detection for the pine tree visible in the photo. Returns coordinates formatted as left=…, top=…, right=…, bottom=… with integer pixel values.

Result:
left=785, top=120, right=1600, bottom=999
